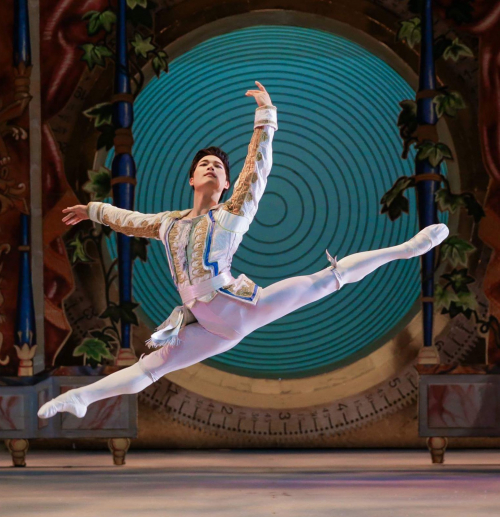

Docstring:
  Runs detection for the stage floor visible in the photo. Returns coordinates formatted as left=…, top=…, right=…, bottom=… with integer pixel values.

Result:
left=1, top=449, right=500, bottom=516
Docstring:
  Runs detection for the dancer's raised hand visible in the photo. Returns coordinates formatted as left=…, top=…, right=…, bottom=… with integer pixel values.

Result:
left=245, top=81, right=272, bottom=107
left=62, top=204, right=89, bottom=225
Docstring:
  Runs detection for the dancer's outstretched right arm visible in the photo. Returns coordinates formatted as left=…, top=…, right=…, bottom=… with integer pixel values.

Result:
left=62, top=202, right=171, bottom=240
left=87, top=202, right=171, bottom=240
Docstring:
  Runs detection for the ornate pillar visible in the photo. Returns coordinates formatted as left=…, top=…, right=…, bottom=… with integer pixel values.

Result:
left=13, top=0, right=36, bottom=376
left=112, top=0, right=138, bottom=366
left=416, top=0, right=441, bottom=365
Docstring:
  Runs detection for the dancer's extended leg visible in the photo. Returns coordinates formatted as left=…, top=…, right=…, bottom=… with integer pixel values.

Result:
left=37, top=223, right=448, bottom=419
left=195, top=223, right=449, bottom=335
left=334, top=223, right=448, bottom=284
left=37, top=322, right=241, bottom=419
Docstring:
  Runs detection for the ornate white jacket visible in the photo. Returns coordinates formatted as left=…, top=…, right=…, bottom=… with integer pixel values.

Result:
left=87, top=105, right=278, bottom=346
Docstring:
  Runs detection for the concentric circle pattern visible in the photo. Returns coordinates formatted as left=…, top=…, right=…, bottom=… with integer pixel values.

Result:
left=105, top=26, right=448, bottom=379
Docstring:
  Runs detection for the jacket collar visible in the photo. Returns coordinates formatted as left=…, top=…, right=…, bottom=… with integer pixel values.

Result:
left=172, top=203, right=223, bottom=220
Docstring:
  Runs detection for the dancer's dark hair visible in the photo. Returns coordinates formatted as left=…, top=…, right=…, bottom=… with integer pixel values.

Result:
left=188, top=146, right=230, bottom=202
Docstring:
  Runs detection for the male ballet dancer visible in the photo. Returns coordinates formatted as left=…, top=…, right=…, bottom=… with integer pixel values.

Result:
left=38, top=81, right=448, bottom=419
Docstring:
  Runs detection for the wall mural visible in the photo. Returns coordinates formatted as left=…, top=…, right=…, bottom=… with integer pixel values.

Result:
left=0, top=0, right=499, bottom=447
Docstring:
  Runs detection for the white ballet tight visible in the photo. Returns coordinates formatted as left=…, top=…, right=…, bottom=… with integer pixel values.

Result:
left=73, top=238, right=418, bottom=408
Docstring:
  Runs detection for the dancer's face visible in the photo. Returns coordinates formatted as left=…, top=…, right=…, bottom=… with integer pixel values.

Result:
left=189, top=155, right=229, bottom=199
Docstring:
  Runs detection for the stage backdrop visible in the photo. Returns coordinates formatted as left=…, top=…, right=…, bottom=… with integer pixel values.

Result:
left=1, top=0, right=499, bottom=449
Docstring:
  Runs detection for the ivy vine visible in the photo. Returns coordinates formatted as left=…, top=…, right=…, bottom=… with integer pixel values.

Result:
left=67, top=1, right=166, bottom=366
left=80, top=0, right=169, bottom=150
left=69, top=167, right=150, bottom=366
left=381, top=1, right=499, bottom=351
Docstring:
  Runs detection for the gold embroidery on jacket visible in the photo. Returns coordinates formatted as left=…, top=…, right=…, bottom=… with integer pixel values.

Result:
left=167, top=222, right=188, bottom=285
left=190, top=216, right=212, bottom=282
left=223, top=128, right=263, bottom=215
left=102, top=213, right=162, bottom=238
left=222, top=281, right=256, bottom=298
left=255, top=119, right=275, bottom=126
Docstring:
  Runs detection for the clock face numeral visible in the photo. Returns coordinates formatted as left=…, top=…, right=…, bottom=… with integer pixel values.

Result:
left=138, top=310, right=481, bottom=442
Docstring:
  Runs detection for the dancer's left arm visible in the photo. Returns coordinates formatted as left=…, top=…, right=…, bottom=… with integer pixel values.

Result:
left=218, top=81, right=278, bottom=234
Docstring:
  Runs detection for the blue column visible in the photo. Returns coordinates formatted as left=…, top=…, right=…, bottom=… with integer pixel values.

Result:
left=13, top=0, right=36, bottom=375
left=111, top=0, right=137, bottom=363
left=416, top=0, right=441, bottom=349
left=15, top=214, right=37, bottom=374
left=13, top=0, right=31, bottom=67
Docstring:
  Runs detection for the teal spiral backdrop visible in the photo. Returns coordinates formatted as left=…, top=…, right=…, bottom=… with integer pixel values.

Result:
left=105, top=25, right=448, bottom=379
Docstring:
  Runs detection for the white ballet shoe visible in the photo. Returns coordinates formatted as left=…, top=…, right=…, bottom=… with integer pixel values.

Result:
left=37, top=390, right=88, bottom=419
left=406, top=223, right=449, bottom=258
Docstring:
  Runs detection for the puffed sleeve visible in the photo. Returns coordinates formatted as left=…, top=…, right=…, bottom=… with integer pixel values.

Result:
left=87, top=201, right=171, bottom=240
left=217, top=105, right=278, bottom=234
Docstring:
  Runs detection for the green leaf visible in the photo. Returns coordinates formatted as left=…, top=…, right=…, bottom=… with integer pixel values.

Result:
left=131, top=237, right=149, bottom=262
left=89, top=330, right=116, bottom=346
left=397, top=100, right=418, bottom=135
left=463, top=194, right=485, bottom=223
left=442, top=268, right=475, bottom=294
left=83, top=11, right=100, bottom=35
left=435, top=188, right=467, bottom=213
left=455, top=290, right=478, bottom=312
left=119, top=301, right=140, bottom=326
left=435, top=189, right=484, bottom=223
left=100, top=301, right=140, bottom=326
left=69, top=234, right=92, bottom=264
left=100, top=304, right=122, bottom=323
left=380, top=176, right=414, bottom=221
left=435, top=283, right=459, bottom=310
left=443, top=37, right=474, bottom=61
left=131, top=33, right=155, bottom=58
left=99, top=10, right=116, bottom=32
left=434, top=36, right=452, bottom=60
left=96, top=45, right=113, bottom=59
left=432, top=90, right=466, bottom=118
left=127, top=0, right=147, bottom=8
left=415, top=141, right=453, bottom=167
left=397, top=99, right=418, bottom=157
left=83, top=166, right=112, bottom=201
left=442, top=300, right=472, bottom=319
left=397, top=17, right=421, bottom=48
left=440, top=235, right=476, bottom=267
left=82, top=10, right=99, bottom=20
left=380, top=176, right=414, bottom=206
left=380, top=194, right=409, bottom=221
left=80, top=43, right=113, bottom=70
left=83, top=102, right=113, bottom=128
left=83, top=10, right=116, bottom=35
left=74, top=338, right=114, bottom=363
left=81, top=44, right=98, bottom=70
left=152, top=51, right=168, bottom=77
left=398, top=100, right=418, bottom=127
left=96, top=124, right=116, bottom=150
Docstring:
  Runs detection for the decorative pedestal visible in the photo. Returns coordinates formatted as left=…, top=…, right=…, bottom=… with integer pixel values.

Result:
left=0, top=366, right=137, bottom=466
left=417, top=364, right=500, bottom=464
left=5, top=438, right=29, bottom=467
left=108, top=437, right=131, bottom=465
